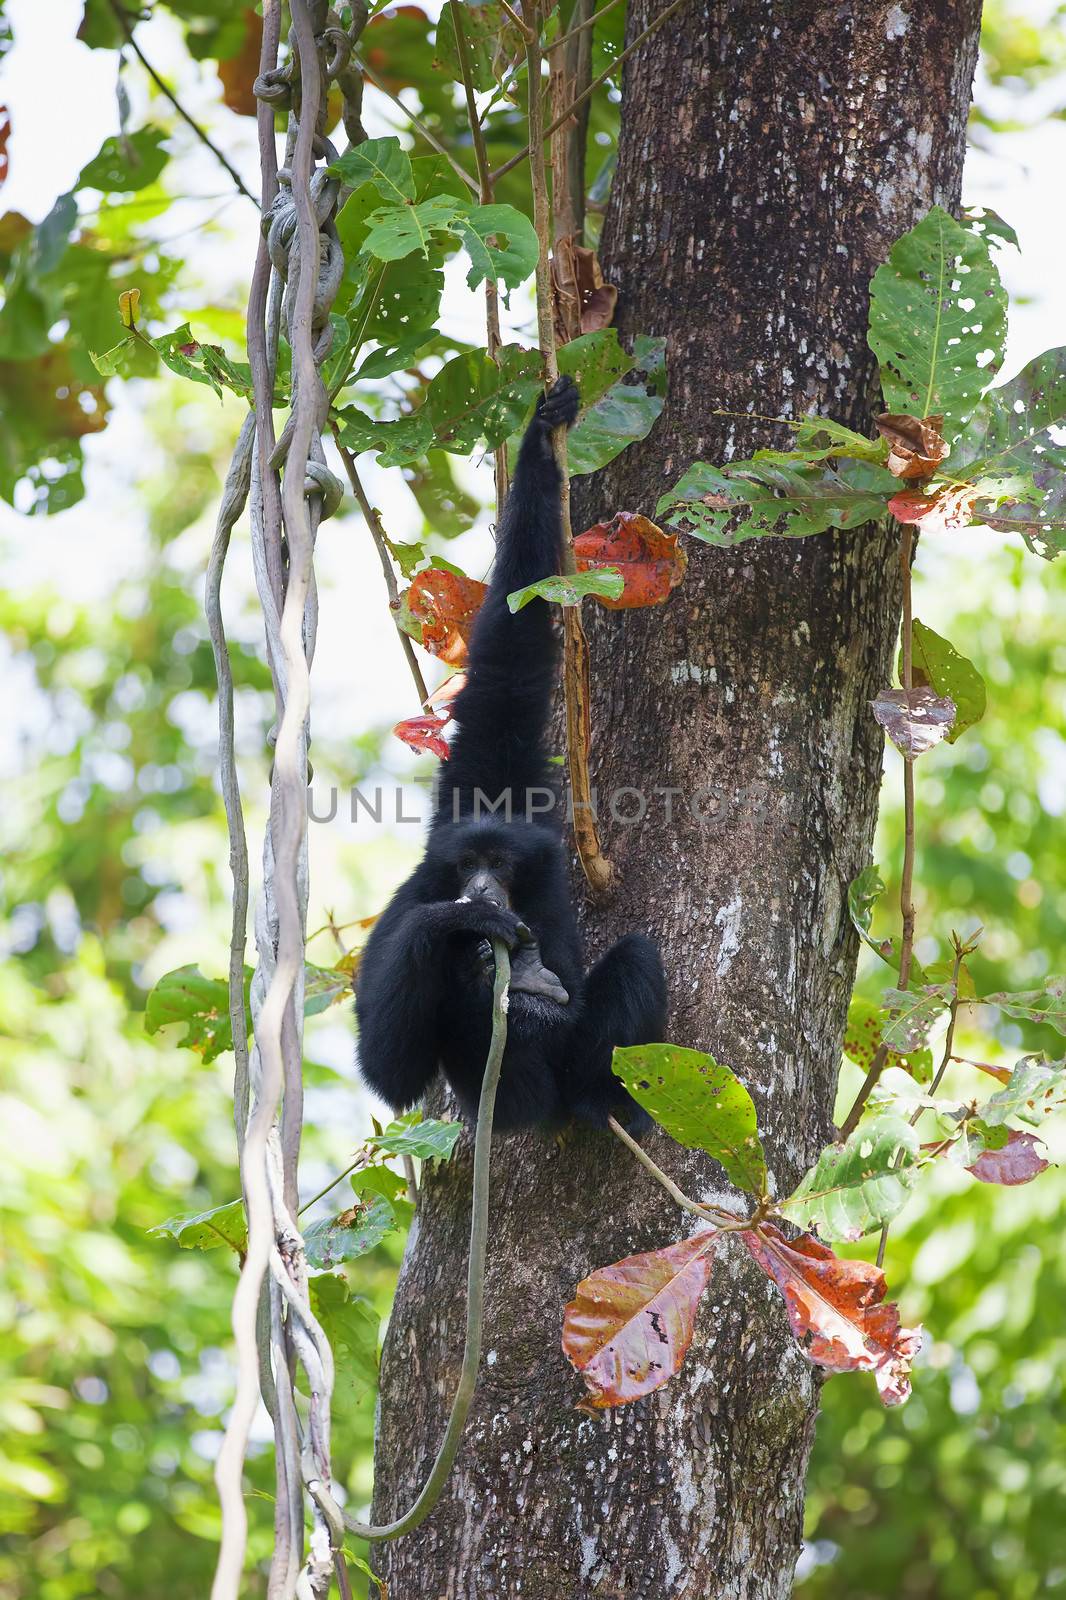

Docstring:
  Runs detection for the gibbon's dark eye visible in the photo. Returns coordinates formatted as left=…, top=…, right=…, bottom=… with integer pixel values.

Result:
left=458, top=853, right=476, bottom=877
left=487, top=852, right=505, bottom=873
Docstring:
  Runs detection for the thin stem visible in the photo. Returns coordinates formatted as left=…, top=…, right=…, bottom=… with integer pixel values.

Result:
left=492, top=0, right=693, bottom=182
left=108, top=0, right=258, bottom=203
left=357, top=54, right=480, bottom=194
left=607, top=1118, right=749, bottom=1231
left=342, top=941, right=511, bottom=1541
left=546, top=0, right=624, bottom=53
left=500, top=0, right=535, bottom=37
left=298, top=1156, right=365, bottom=1217
left=332, top=432, right=431, bottom=706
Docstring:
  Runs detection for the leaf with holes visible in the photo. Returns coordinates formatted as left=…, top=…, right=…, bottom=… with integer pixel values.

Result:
left=612, top=1043, right=768, bottom=1195
left=394, top=711, right=451, bottom=760
left=955, top=345, right=1066, bottom=561
left=310, top=1274, right=380, bottom=1399
left=880, top=984, right=954, bottom=1053
left=754, top=415, right=890, bottom=467
left=399, top=566, right=487, bottom=663
left=781, top=1115, right=919, bottom=1241
left=888, top=484, right=978, bottom=535
left=843, top=996, right=933, bottom=1082
left=868, top=205, right=1007, bottom=439
left=562, top=333, right=667, bottom=475
left=872, top=686, right=956, bottom=757
left=978, top=1053, right=1066, bottom=1126
left=429, top=345, right=544, bottom=452
left=433, top=0, right=521, bottom=89
left=362, top=195, right=466, bottom=261
left=744, top=1224, right=922, bottom=1405
left=455, top=203, right=539, bottom=290
left=507, top=570, right=624, bottom=613
left=303, top=1197, right=399, bottom=1268
left=333, top=406, right=434, bottom=467
left=896, top=619, right=986, bottom=743
left=982, top=980, right=1066, bottom=1037
left=967, top=1129, right=1050, bottom=1185
left=573, top=513, right=687, bottom=608
left=145, top=964, right=252, bottom=1062
left=657, top=456, right=896, bottom=545
left=151, top=1200, right=246, bottom=1255
left=562, top=1231, right=717, bottom=1409
left=328, top=135, right=415, bottom=203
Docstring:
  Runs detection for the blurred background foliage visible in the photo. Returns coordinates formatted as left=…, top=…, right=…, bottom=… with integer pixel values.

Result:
left=1, top=1, right=1066, bottom=1598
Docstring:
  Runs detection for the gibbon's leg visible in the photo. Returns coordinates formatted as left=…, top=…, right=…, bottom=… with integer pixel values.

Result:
left=563, top=933, right=668, bottom=1132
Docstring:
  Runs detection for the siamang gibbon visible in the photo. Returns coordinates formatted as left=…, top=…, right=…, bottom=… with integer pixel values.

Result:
left=355, top=376, right=667, bottom=1131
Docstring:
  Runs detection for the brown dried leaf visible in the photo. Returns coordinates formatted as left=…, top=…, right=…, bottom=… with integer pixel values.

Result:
left=573, top=512, right=687, bottom=609
left=743, top=1224, right=921, bottom=1406
left=968, top=1129, right=1050, bottom=1186
left=217, top=9, right=264, bottom=118
left=400, top=568, right=488, bottom=665
left=563, top=1231, right=717, bottom=1410
left=875, top=412, right=949, bottom=480
left=0, top=107, right=10, bottom=189
left=551, top=237, right=618, bottom=344
left=871, top=686, right=955, bottom=758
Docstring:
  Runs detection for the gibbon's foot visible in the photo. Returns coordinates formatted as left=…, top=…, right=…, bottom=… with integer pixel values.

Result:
left=509, top=937, right=570, bottom=1004
left=536, top=373, right=580, bottom=431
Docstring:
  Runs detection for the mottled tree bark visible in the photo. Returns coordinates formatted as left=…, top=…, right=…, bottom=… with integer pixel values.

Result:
left=372, top=2, right=980, bottom=1595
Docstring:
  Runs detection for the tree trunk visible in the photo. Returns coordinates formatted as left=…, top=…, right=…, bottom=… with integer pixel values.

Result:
left=372, top=2, right=980, bottom=1594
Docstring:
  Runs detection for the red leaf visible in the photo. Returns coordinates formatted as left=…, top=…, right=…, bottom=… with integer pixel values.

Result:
left=743, top=1224, right=921, bottom=1406
left=563, top=1231, right=717, bottom=1410
left=888, top=484, right=977, bottom=534
left=968, top=1129, right=1049, bottom=1186
left=217, top=9, right=264, bottom=117
left=573, top=512, right=688, bottom=610
left=393, top=712, right=451, bottom=761
left=875, top=413, right=949, bottom=481
left=401, top=568, right=487, bottom=665
left=0, top=108, right=10, bottom=189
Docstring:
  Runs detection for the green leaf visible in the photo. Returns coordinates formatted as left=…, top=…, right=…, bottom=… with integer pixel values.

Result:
left=657, top=456, right=895, bottom=546
left=867, top=205, right=1008, bottom=438
left=350, top=1165, right=409, bottom=1205
left=144, top=964, right=252, bottom=1062
left=755, top=416, right=890, bottom=467
left=362, top=195, right=466, bottom=261
left=981, top=979, right=1066, bottom=1035
left=151, top=324, right=254, bottom=401
left=91, top=333, right=159, bottom=380
left=303, top=1196, right=398, bottom=1268
left=978, top=1054, right=1066, bottom=1126
left=303, top=962, right=353, bottom=1016
left=455, top=203, right=539, bottom=290
left=564, top=334, right=667, bottom=476
left=848, top=863, right=889, bottom=957
left=898, top=619, right=986, bottom=743
left=433, top=0, right=520, bottom=89
left=334, top=405, right=434, bottom=466
left=843, top=995, right=933, bottom=1082
left=328, top=136, right=415, bottom=203
left=611, top=1043, right=768, bottom=1196
left=309, top=1274, right=379, bottom=1394
left=150, top=1200, right=246, bottom=1255
left=429, top=345, right=544, bottom=452
left=507, top=569, right=624, bottom=612
left=880, top=984, right=954, bottom=1053
left=368, top=1112, right=463, bottom=1161
left=353, top=329, right=438, bottom=379
left=781, top=1115, right=919, bottom=1241
left=78, top=127, right=170, bottom=193
left=954, top=346, right=1066, bottom=561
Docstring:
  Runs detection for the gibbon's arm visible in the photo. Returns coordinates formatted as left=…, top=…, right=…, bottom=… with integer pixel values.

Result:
left=355, top=892, right=525, bottom=1110
left=438, top=376, right=580, bottom=820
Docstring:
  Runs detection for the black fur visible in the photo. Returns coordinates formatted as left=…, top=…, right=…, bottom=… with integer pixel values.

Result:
left=355, top=377, right=667, bottom=1131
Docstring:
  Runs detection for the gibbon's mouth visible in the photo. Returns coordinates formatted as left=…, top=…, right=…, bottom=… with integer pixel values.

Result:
left=458, top=870, right=511, bottom=910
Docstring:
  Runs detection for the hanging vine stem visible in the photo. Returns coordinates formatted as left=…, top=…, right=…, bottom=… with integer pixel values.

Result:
left=838, top=524, right=919, bottom=1141
left=525, top=1, right=613, bottom=897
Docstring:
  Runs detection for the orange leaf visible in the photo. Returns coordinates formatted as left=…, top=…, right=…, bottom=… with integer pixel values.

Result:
left=562, top=1231, right=717, bottom=1410
left=401, top=568, right=487, bottom=665
left=217, top=9, right=264, bottom=118
left=393, top=712, right=451, bottom=760
left=573, top=512, right=687, bottom=610
left=888, top=484, right=977, bottom=535
left=743, top=1224, right=921, bottom=1406
left=875, top=412, right=949, bottom=480
left=0, top=107, right=10, bottom=189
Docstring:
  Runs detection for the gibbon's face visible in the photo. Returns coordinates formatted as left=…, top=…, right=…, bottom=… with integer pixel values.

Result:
left=438, top=817, right=556, bottom=909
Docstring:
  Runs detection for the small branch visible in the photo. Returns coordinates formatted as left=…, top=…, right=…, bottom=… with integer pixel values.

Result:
left=332, top=432, right=431, bottom=707
left=357, top=54, right=480, bottom=195
left=500, top=0, right=535, bottom=37
left=607, top=1118, right=750, bottom=1231
left=342, top=941, right=512, bottom=1541
left=492, top=0, right=693, bottom=183
left=546, top=0, right=624, bottom=53
left=108, top=0, right=258, bottom=204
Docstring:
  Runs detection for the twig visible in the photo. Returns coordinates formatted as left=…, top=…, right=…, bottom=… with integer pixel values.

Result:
left=332, top=431, right=431, bottom=707
left=546, top=0, right=624, bottom=53
left=357, top=54, right=480, bottom=195
left=492, top=0, right=693, bottom=182
left=607, top=1117, right=750, bottom=1231
left=839, top=524, right=919, bottom=1139
left=108, top=0, right=258, bottom=204
left=342, top=941, right=512, bottom=1540
left=499, top=0, right=535, bottom=38
left=451, top=4, right=510, bottom=514
left=526, top=2, right=613, bottom=897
